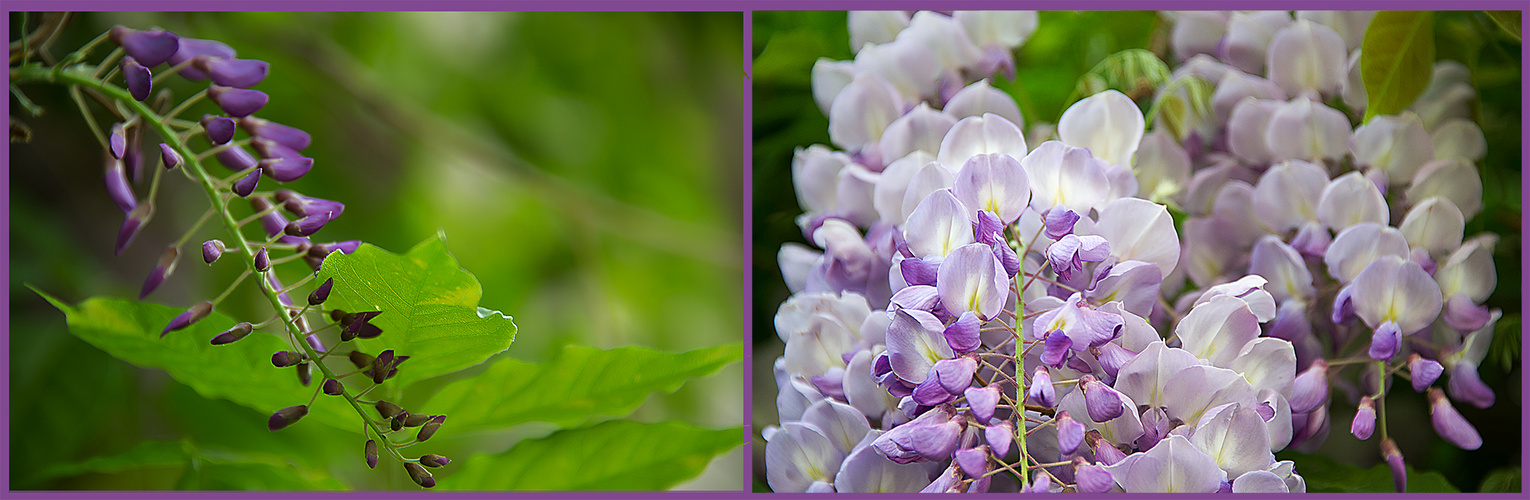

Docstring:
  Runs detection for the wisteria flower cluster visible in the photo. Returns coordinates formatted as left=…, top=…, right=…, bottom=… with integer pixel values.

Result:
left=764, top=10, right=1502, bottom=493
left=13, top=25, right=451, bottom=488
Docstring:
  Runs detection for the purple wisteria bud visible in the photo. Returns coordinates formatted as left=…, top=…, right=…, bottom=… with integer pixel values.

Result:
left=1091, top=431, right=1128, bottom=465
left=240, top=117, right=311, bottom=150
left=254, top=247, right=271, bottom=272
left=1056, top=411, right=1084, bottom=454
left=964, top=385, right=998, bottom=422
left=404, top=413, right=432, bottom=427
left=1074, top=456, right=1115, bottom=493
left=210, top=322, right=253, bottom=345
left=159, top=143, right=182, bottom=170
left=232, top=168, right=261, bottom=198
left=284, top=211, right=334, bottom=237
left=216, top=144, right=259, bottom=172
left=404, top=462, right=435, bottom=488
left=954, top=446, right=988, bottom=477
left=109, top=26, right=180, bottom=67
left=120, top=56, right=153, bottom=101
left=267, top=404, right=308, bottom=431
left=1289, top=359, right=1328, bottom=413
left=322, top=378, right=344, bottom=396
left=201, top=115, right=237, bottom=145
left=251, top=198, right=309, bottom=245
left=116, top=203, right=153, bottom=256
left=207, top=86, right=268, bottom=117
left=259, top=157, right=314, bottom=182
left=1381, top=438, right=1406, bottom=492
left=1408, top=354, right=1443, bottom=391
left=169, top=38, right=236, bottom=79
left=420, top=454, right=451, bottom=468
left=139, top=247, right=180, bottom=299
left=1368, top=321, right=1402, bottom=361
left=1428, top=388, right=1482, bottom=450
left=202, top=239, right=225, bottom=263
left=271, top=350, right=302, bottom=367
left=1048, top=234, right=1110, bottom=281
left=194, top=57, right=269, bottom=88
left=1351, top=396, right=1376, bottom=440
left=105, top=155, right=136, bottom=213
left=364, top=440, right=379, bottom=469
left=308, top=278, right=333, bottom=306
left=417, top=415, right=446, bottom=442
left=985, top=420, right=1013, bottom=455
left=943, top=311, right=981, bottom=352
left=1043, top=208, right=1080, bottom=239
left=1028, top=366, right=1055, bottom=407
left=1040, top=330, right=1072, bottom=366
left=296, top=362, right=312, bottom=387
left=375, top=400, right=403, bottom=419
left=161, top=300, right=212, bottom=337
left=1081, top=376, right=1125, bottom=422
left=391, top=411, right=409, bottom=431
left=275, top=190, right=346, bottom=218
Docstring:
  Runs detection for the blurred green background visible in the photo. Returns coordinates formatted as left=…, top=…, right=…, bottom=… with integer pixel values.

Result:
left=11, top=11, right=743, bottom=490
left=751, top=11, right=1520, bottom=492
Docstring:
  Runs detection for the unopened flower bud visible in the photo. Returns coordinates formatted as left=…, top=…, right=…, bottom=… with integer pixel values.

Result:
left=285, top=211, right=334, bottom=237
left=108, top=123, right=128, bottom=159
left=207, top=86, right=268, bottom=117
left=210, top=322, right=253, bottom=345
left=139, top=247, right=180, bottom=299
left=391, top=411, right=408, bottom=431
left=216, top=143, right=259, bottom=172
left=276, top=189, right=346, bottom=218
left=1073, top=456, right=1115, bottom=493
left=954, top=446, right=989, bottom=477
left=159, top=143, right=182, bottom=170
left=120, top=56, right=153, bottom=101
left=1081, top=376, right=1124, bottom=422
left=1056, top=411, right=1085, bottom=454
left=161, top=300, right=213, bottom=337
left=984, top=421, right=1013, bottom=455
left=417, top=415, right=446, bottom=442
left=1351, top=396, right=1376, bottom=440
left=105, top=155, right=137, bottom=213
left=259, top=157, right=314, bottom=183
left=1289, top=359, right=1329, bottom=413
left=375, top=400, right=403, bottom=419
left=1428, top=388, right=1482, bottom=450
left=308, top=278, right=333, bottom=306
left=1408, top=354, right=1444, bottom=391
left=195, top=57, right=268, bottom=88
left=419, top=454, right=451, bottom=468
left=404, top=413, right=432, bottom=427
left=267, top=404, right=308, bottom=431
left=240, top=117, right=312, bottom=150
left=109, top=26, right=180, bottom=66
left=233, top=168, right=262, bottom=197
left=116, top=203, right=153, bottom=256
left=1381, top=438, right=1406, bottom=492
left=1028, top=366, right=1056, bottom=407
left=1368, top=321, right=1403, bottom=361
left=201, top=115, right=237, bottom=145
left=168, top=38, right=235, bottom=80
left=322, top=378, right=344, bottom=396
left=349, top=350, right=375, bottom=369
left=202, top=239, right=226, bottom=263
left=364, top=439, right=378, bottom=469
left=404, top=462, right=435, bottom=488
left=254, top=247, right=270, bottom=271
left=271, top=350, right=303, bottom=367
left=296, top=361, right=312, bottom=386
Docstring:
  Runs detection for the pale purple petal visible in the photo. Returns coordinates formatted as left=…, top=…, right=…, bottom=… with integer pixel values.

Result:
left=1058, top=90, right=1145, bottom=167
left=903, top=189, right=974, bottom=259
left=942, top=79, right=1023, bottom=125
left=1428, top=388, right=1482, bottom=450
left=1324, top=222, right=1410, bottom=284
left=1056, top=411, right=1085, bottom=454
left=936, top=113, right=1027, bottom=171
left=1092, top=197, right=1180, bottom=277
left=879, top=102, right=955, bottom=164
left=829, top=73, right=904, bottom=152
left=936, top=243, right=1009, bottom=320
left=952, top=152, right=1030, bottom=224
left=885, top=308, right=954, bottom=383
left=1266, top=20, right=1348, bottom=96
left=1021, top=141, right=1111, bottom=214
left=1350, top=256, right=1444, bottom=334
left=1408, top=354, right=1444, bottom=392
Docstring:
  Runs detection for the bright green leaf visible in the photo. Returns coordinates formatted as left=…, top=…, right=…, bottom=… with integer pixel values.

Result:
left=425, top=344, right=742, bottom=431
left=36, top=441, right=191, bottom=480
left=33, top=287, right=355, bottom=431
left=1278, top=451, right=1459, bottom=492
left=35, top=440, right=344, bottom=490
left=445, top=420, right=742, bottom=490
left=317, top=234, right=516, bottom=388
left=1362, top=11, right=1437, bottom=121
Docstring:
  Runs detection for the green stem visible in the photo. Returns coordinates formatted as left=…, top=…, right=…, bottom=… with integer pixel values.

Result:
left=1375, top=361, right=1389, bottom=441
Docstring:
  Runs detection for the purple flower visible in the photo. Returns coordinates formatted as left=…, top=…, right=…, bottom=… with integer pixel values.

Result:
left=954, top=446, right=989, bottom=477
left=1047, top=234, right=1110, bottom=281
left=159, top=143, right=182, bottom=170
left=216, top=144, right=259, bottom=171
left=162, top=300, right=213, bottom=337
left=964, top=385, right=998, bottom=422
left=984, top=421, right=1013, bottom=454
left=308, top=278, right=334, bottom=306
left=1081, top=376, right=1125, bottom=422
left=1407, top=354, right=1443, bottom=392
left=259, top=157, right=314, bottom=182
left=202, top=239, right=226, bottom=264
left=871, top=405, right=961, bottom=463
left=105, top=155, right=136, bottom=213
left=1368, top=321, right=1402, bottom=361
left=201, top=115, right=238, bottom=145
left=196, top=57, right=268, bottom=88
left=1351, top=396, right=1376, bottom=440
left=1039, top=329, right=1073, bottom=366
left=115, top=203, right=153, bottom=256
left=1073, top=457, right=1115, bottom=493
left=210, top=322, right=253, bottom=345
left=139, top=247, right=180, bottom=299
left=233, top=168, right=261, bottom=197
left=240, top=116, right=312, bottom=150
left=168, top=38, right=236, bottom=80
left=275, top=190, right=346, bottom=218
left=1428, top=388, right=1482, bottom=450
left=268, top=404, right=309, bottom=431
left=942, top=311, right=981, bottom=353
left=109, top=26, right=180, bottom=67
left=912, top=355, right=977, bottom=406
left=207, top=86, right=268, bottom=117
left=120, top=56, right=153, bottom=101
left=1056, top=411, right=1084, bottom=454
left=1382, top=438, right=1406, bottom=492
left=1028, top=366, right=1056, bottom=407
left=934, top=244, right=1008, bottom=320
left=1043, top=208, right=1080, bottom=239
left=1289, top=359, right=1328, bottom=413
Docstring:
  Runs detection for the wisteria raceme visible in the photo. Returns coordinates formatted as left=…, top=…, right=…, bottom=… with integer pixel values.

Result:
left=767, top=9, right=1505, bottom=494
left=13, top=23, right=457, bottom=488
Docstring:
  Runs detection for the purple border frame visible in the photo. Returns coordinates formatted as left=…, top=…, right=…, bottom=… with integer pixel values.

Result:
left=5, top=1, right=1527, bottom=498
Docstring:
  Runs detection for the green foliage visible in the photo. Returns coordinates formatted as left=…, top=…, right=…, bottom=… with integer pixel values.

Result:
left=317, top=235, right=517, bottom=388
left=1486, top=11, right=1522, bottom=41
left=1478, top=467, right=1522, bottom=492
left=445, top=420, right=741, bottom=490
left=427, top=344, right=742, bottom=431
left=36, top=440, right=344, bottom=490
left=1278, top=451, right=1459, bottom=492
left=1362, top=11, right=1438, bottom=121
left=1070, top=48, right=1172, bottom=108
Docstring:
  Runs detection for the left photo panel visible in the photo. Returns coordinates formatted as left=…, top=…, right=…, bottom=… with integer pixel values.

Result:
left=9, top=11, right=744, bottom=491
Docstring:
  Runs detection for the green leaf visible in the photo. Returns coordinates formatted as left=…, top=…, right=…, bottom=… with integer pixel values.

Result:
left=32, top=287, right=355, bottom=430
left=35, top=440, right=344, bottom=490
left=1068, top=48, right=1170, bottom=109
left=1361, top=11, right=1437, bottom=121
left=1277, top=451, right=1459, bottom=492
left=317, top=234, right=516, bottom=388
left=1479, top=467, right=1521, bottom=492
left=425, top=343, right=742, bottom=431
left=1485, top=11, right=1522, bottom=42
left=445, top=420, right=742, bottom=490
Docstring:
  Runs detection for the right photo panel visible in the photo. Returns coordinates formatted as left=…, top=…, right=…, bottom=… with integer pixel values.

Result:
left=753, top=10, right=1522, bottom=493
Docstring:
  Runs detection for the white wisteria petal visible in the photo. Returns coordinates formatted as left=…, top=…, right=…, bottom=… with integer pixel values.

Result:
left=873, top=151, right=935, bottom=225
left=1407, top=158, right=1483, bottom=219
left=1191, top=403, right=1276, bottom=478
left=1021, top=141, right=1112, bottom=214
left=1162, top=364, right=1259, bottom=425
left=791, top=145, right=852, bottom=215
left=854, top=40, right=942, bottom=103
left=1058, top=90, right=1146, bottom=167
left=848, top=11, right=911, bottom=53
left=828, top=73, right=904, bottom=152
left=936, top=113, right=1027, bottom=171
left=900, top=160, right=956, bottom=223
left=942, top=79, right=1023, bottom=126
left=878, top=103, right=956, bottom=165
left=1350, top=255, right=1444, bottom=334
left=903, top=189, right=974, bottom=259
left=1349, top=112, right=1435, bottom=186
left=953, top=153, right=1031, bottom=224
left=1431, top=118, right=1487, bottom=161
left=1226, top=98, right=1283, bottom=165
left=1171, top=11, right=1230, bottom=61
left=1317, top=171, right=1388, bottom=232
left=1220, top=11, right=1293, bottom=74
left=779, top=243, right=822, bottom=294
left=1265, top=97, right=1352, bottom=163
left=1266, top=19, right=1348, bottom=97
left=1434, top=235, right=1497, bottom=302
left=1114, top=341, right=1201, bottom=409
left=811, top=58, right=856, bottom=114
left=775, top=291, right=872, bottom=342
left=954, top=10, right=1038, bottom=50
left=1177, top=294, right=1262, bottom=366
left=1324, top=222, right=1410, bottom=284
left=1133, top=130, right=1192, bottom=201
left=1212, top=71, right=1286, bottom=124
left=1296, top=11, right=1376, bottom=51
left=1227, top=338, right=1297, bottom=396
left=1253, top=159, right=1329, bottom=231
left=766, top=422, right=846, bottom=493
left=1399, top=197, right=1465, bottom=259
left=1093, top=197, right=1181, bottom=276
left=1249, top=235, right=1316, bottom=303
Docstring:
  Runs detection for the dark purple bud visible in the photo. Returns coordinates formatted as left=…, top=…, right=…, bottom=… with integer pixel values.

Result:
left=404, top=462, right=435, bottom=488
left=307, top=278, right=333, bottom=306
left=1428, top=388, right=1482, bottom=450
left=954, top=446, right=988, bottom=477
left=417, top=415, right=445, bottom=442
left=159, top=143, right=182, bottom=170
left=105, top=156, right=136, bottom=213
left=1351, top=396, right=1376, bottom=440
left=964, top=385, right=999, bottom=422
left=109, top=26, right=180, bottom=67
left=1368, top=321, right=1402, bottom=361
left=322, top=378, right=344, bottom=396
left=1040, top=331, right=1072, bottom=367
left=419, top=454, right=451, bottom=468
left=943, top=311, right=981, bottom=353
left=120, top=56, right=153, bottom=101
left=984, top=421, right=1013, bottom=455
left=404, top=413, right=432, bottom=427
left=391, top=411, right=409, bottom=431
left=1407, top=354, right=1443, bottom=391
left=1081, top=376, right=1124, bottom=422
left=258, top=157, right=314, bottom=183
left=210, top=322, right=254, bottom=345
left=116, top=203, right=153, bottom=256
left=216, top=144, right=259, bottom=171
left=1289, top=359, right=1329, bottom=413
left=161, top=300, right=212, bottom=337
left=349, top=350, right=375, bottom=368
left=201, top=115, right=237, bottom=145
left=254, top=247, right=270, bottom=271
left=240, top=117, right=311, bottom=150
left=375, top=401, right=403, bottom=419
left=1028, top=366, right=1056, bottom=407
left=364, top=440, right=379, bottom=469
left=1381, top=439, right=1406, bottom=492
left=1073, top=457, right=1114, bottom=493
left=1043, top=208, right=1080, bottom=239
left=195, top=57, right=268, bottom=88
left=139, top=247, right=180, bottom=299
left=296, top=362, right=312, bottom=386
left=275, top=189, right=346, bottom=218
left=207, top=86, right=268, bottom=117
left=232, top=168, right=261, bottom=198
left=1092, top=433, right=1128, bottom=465
left=202, top=239, right=226, bottom=263
left=271, top=350, right=303, bottom=367
left=1056, top=411, right=1085, bottom=454
left=267, top=404, right=308, bottom=431
left=168, top=38, right=236, bottom=80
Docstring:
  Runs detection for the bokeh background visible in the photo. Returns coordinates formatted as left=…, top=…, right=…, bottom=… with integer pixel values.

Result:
left=10, top=11, right=744, bottom=490
left=752, top=11, right=1521, bottom=492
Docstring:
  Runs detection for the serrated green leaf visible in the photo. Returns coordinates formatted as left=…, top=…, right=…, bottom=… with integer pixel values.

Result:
left=32, top=287, right=355, bottom=431
left=1277, top=451, right=1459, bottom=492
left=425, top=344, right=742, bottom=431
left=1362, top=11, right=1437, bottom=121
left=317, top=235, right=516, bottom=388
left=445, top=420, right=742, bottom=490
